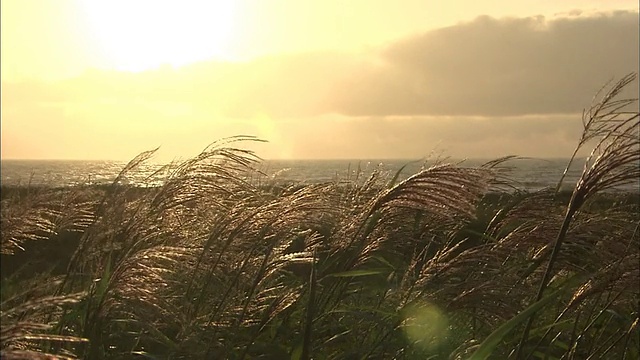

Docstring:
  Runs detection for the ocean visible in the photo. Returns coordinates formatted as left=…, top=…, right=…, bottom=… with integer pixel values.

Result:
left=1, top=158, right=638, bottom=192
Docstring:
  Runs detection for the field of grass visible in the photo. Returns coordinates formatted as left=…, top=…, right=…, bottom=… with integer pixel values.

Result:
left=1, top=74, right=638, bottom=359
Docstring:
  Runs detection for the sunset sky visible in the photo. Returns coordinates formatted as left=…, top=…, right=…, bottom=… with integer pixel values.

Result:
left=1, top=1, right=638, bottom=161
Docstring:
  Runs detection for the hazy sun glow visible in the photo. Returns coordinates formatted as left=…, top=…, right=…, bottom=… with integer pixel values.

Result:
left=1, top=0, right=637, bottom=161
left=81, top=0, right=238, bottom=72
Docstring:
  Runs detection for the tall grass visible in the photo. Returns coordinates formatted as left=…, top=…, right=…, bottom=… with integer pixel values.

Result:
left=1, top=75, right=638, bottom=359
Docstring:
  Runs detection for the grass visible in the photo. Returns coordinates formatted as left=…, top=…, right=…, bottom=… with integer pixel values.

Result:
left=1, top=74, right=639, bottom=359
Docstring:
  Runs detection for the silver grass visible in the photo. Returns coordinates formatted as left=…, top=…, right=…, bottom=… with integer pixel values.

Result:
left=1, top=292, right=87, bottom=359
left=515, top=73, right=639, bottom=359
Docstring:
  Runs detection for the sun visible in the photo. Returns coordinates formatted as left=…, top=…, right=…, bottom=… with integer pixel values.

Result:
left=81, top=0, right=238, bottom=72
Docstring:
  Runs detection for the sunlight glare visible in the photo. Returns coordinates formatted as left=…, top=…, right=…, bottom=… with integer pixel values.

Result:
left=81, top=0, right=238, bottom=72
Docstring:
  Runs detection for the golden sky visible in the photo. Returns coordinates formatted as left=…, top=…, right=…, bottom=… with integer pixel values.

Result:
left=1, top=0, right=638, bottom=161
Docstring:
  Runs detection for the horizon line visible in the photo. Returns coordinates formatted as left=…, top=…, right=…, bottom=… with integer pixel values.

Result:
left=1, top=156, right=582, bottom=162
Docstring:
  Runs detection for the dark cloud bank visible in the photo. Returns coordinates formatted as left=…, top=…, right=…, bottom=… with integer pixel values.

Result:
left=335, top=10, right=639, bottom=117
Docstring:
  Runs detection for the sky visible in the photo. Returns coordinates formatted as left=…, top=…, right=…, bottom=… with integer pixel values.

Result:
left=1, top=0, right=638, bottom=161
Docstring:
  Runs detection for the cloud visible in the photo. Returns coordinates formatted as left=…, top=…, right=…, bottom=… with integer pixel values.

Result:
left=333, top=10, right=639, bottom=116
left=5, top=10, right=638, bottom=119
left=230, top=113, right=587, bottom=159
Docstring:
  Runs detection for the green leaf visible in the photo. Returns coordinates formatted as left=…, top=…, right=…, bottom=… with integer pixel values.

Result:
left=290, top=343, right=303, bottom=360
left=371, top=255, right=396, bottom=270
left=467, top=276, right=581, bottom=360
left=328, top=269, right=389, bottom=278
left=324, top=306, right=398, bottom=318
left=526, top=319, right=573, bottom=338
left=532, top=351, right=561, bottom=360
left=387, top=160, right=422, bottom=188
left=95, top=253, right=113, bottom=302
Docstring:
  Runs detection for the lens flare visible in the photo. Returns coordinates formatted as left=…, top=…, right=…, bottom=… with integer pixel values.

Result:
left=403, top=301, right=449, bottom=352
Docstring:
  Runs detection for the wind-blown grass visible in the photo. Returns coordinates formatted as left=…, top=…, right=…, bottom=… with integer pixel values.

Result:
left=1, top=75, right=638, bottom=359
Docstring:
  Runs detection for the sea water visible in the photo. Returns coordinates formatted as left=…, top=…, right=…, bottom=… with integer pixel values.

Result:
left=1, top=158, right=638, bottom=192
